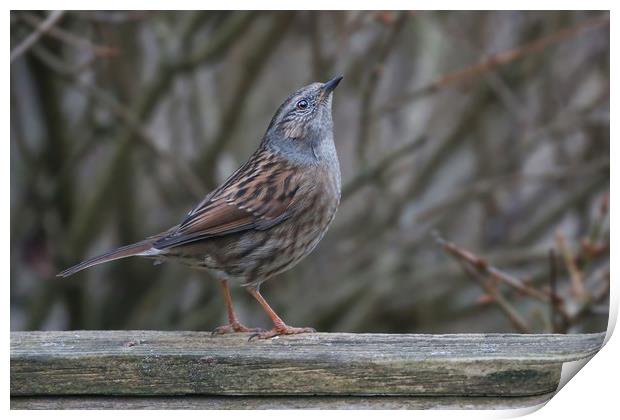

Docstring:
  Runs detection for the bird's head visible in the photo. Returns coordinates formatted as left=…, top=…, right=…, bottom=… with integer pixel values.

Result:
left=263, top=75, right=342, bottom=159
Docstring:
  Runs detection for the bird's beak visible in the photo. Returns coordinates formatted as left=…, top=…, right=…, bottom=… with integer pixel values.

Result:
left=322, top=75, right=343, bottom=93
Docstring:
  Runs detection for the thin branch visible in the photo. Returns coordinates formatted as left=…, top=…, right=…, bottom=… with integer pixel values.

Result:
left=459, top=258, right=533, bottom=334
left=179, top=12, right=256, bottom=71
left=581, top=193, right=609, bottom=272
left=439, top=14, right=530, bottom=125
left=433, top=232, right=535, bottom=333
left=356, top=12, right=408, bottom=164
left=433, top=232, right=551, bottom=303
left=566, top=271, right=609, bottom=326
left=513, top=175, right=608, bottom=245
left=342, top=136, right=427, bottom=201
left=414, top=157, right=609, bottom=225
left=310, top=12, right=327, bottom=80
left=555, top=231, right=587, bottom=299
left=548, top=249, right=567, bottom=333
left=376, top=16, right=609, bottom=117
left=11, top=10, right=65, bottom=62
left=20, top=12, right=119, bottom=57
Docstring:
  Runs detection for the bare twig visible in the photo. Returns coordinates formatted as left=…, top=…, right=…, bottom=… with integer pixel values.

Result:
left=459, top=259, right=533, bottom=333
left=356, top=11, right=408, bottom=163
left=433, top=233, right=532, bottom=333
left=310, top=12, right=327, bottom=80
left=440, top=14, right=530, bottom=125
left=178, top=12, right=256, bottom=71
left=11, top=10, right=65, bottom=62
left=414, top=157, right=609, bottom=225
left=434, top=232, right=546, bottom=333
left=432, top=225, right=607, bottom=334
left=376, top=16, right=609, bottom=117
left=514, top=175, right=608, bottom=245
left=342, top=136, right=427, bottom=200
left=566, top=273, right=609, bottom=326
left=21, top=13, right=118, bottom=57
left=555, top=231, right=587, bottom=299
left=433, top=232, right=550, bottom=303
left=548, top=249, right=568, bottom=333
left=580, top=193, right=609, bottom=271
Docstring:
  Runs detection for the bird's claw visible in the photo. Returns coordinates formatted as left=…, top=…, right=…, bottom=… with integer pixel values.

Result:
left=248, top=326, right=316, bottom=341
left=211, top=323, right=264, bottom=336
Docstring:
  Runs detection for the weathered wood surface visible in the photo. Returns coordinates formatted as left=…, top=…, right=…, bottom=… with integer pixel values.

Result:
left=11, top=331, right=604, bottom=401
left=10, top=393, right=556, bottom=410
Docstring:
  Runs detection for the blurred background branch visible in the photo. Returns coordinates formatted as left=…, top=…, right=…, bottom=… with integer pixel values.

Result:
left=10, top=10, right=65, bottom=62
left=11, top=10, right=609, bottom=334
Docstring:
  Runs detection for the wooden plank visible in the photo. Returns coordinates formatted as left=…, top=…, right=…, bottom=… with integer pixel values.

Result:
left=10, top=393, right=555, bottom=410
left=11, top=331, right=604, bottom=397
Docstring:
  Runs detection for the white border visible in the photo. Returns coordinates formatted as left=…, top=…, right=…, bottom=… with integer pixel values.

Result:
left=5, top=3, right=616, bottom=418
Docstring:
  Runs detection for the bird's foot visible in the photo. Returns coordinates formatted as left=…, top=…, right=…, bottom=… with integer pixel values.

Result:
left=211, top=322, right=264, bottom=336
left=248, top=325, right=316, bottom=340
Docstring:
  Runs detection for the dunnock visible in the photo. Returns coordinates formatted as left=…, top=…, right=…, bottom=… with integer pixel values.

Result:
left=58, top=76, right=343, bottom=339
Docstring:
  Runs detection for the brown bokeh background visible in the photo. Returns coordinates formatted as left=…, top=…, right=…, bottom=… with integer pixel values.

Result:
left=10, top=11, right=609, bottom=333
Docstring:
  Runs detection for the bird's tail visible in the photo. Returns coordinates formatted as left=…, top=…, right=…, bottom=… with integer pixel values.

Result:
left=57, top=240, right=156, bottom=278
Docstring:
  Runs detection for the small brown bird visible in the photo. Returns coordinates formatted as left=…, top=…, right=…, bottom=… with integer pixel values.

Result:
left=58, top=76, right=343, bottom=339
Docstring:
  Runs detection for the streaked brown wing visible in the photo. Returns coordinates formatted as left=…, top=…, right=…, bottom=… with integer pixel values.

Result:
left=153, top=150, right=302, bottom=250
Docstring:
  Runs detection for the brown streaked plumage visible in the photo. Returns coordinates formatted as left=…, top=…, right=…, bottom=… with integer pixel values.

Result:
left=58, top=75, right=343, bottom=339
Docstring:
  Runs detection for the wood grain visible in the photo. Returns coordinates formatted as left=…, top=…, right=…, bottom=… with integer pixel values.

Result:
left=11, top=331, right=604, bottom=399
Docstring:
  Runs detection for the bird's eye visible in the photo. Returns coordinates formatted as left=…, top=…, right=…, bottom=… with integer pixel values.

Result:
left=296, top=99, right=308, bottom=110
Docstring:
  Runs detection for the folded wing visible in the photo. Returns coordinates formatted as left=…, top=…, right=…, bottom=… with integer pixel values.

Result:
left=153, top=151, right=302, bottom=250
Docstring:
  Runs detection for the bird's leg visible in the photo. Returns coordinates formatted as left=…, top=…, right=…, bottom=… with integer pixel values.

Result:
left=246, top=286, right=316, bottom=340
left=212, top=279, right=263, bottom=335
